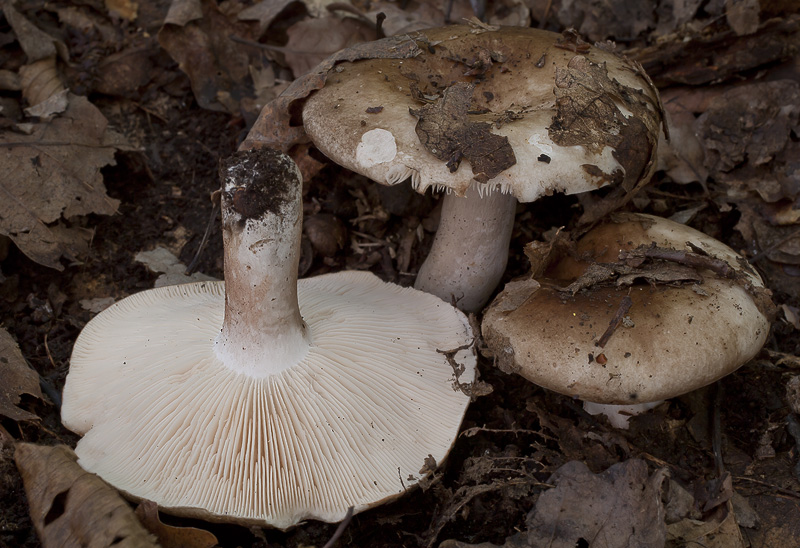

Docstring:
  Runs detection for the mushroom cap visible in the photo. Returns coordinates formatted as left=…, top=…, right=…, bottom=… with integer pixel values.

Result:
left=302, top=25, right=662, bottom=201
left=61, top=271, right=475, bottom=529
left=482, top=213, right=770, bottom=405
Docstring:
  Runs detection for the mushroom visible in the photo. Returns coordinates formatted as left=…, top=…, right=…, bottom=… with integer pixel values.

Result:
left=61, top=148, right=477, bottom=528
left=481, top=213, right=772, bottom=428
left=302, top=25, right=663, bottom=311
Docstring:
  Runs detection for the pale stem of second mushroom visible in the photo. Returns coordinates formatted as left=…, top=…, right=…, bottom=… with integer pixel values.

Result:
left=214, top=149, right=311, bottom=377
left=583, top=401, right=664, bottom=429
left=414, top=186, right=517, bottom=312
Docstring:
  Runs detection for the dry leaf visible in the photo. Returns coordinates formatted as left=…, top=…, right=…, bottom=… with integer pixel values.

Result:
left=655, top=95, right=708, bottom=184
left=0, top=94, right=126, bottom=270
left=134, top=246, right=217, bottom=287
left=526, top=459, right=667, bottom=548
left=283, top=16, right=376, bottom=77
left=1, top=0, right=63, bottom=62
left=0, top=328, right=42, bottom=422
left=14, top=443, right=159, bottom=548
left=667, top=501, right=746, bottom=547
left=557, top=0, right=655, bottom=42
left=410, top=82, right=517, bottom=183
left=135, top=500, right=218, bottom=548
left=726, top=0, right=760, bottom=36
left=158, top=0, right=262, bottom=113
left=238, top=0, right=301, bottom=33
left=105, top=0, right=139, bottom=21
left=19, top=58, right=66, bottom=109
left=696, top=80, right=799, bottom=176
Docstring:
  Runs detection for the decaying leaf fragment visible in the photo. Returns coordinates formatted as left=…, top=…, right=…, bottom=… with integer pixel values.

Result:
left=526, top=459, right=667, bottom=548
left=549, top=55, right=663, bottom=224
left=14, top=443, right=159, bottom=548
left=0, top=94, right=127, bottom=270
left=135, top=500, right=218, bottom=548
left=410, top=82, right=516, bottom=183
left=240, top=33, right=422, bottom=151
left=158, top=0, right=262, bottom=113
left=0, top=328, right=42, bottom=422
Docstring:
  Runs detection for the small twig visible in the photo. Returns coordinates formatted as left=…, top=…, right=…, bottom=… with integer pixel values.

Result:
left=321, top=506, right=354, bottom=548
left=620, top=244, right=735, bottom=279
left=229, top=34, right=340, bottom=56
left=595, top=295, right=632, bottom=348
left=185, top=191, right=220, bottom=276
left=749, top=227, right=800, bottom=264
left=41, top=333, right=62, bottom=409
left=732, top=476, right=800, bottom=499
left=711, top=383, right=725, bottom=478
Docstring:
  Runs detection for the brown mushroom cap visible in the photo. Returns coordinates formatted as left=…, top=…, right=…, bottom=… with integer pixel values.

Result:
left=482, top=213, right=770, bottom=406
left=303, top=25, right=663, bottom=200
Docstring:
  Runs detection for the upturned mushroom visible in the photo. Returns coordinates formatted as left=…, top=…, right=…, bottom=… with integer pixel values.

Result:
left=302, top=25, right=663, bottom=311
left=61, top=148, right=476, bottom=528
left=482, top=213, right=772, bottom=428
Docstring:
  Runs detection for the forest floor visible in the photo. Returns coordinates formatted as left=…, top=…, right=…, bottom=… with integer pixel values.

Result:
left=1, top=1, right=799, bottom=547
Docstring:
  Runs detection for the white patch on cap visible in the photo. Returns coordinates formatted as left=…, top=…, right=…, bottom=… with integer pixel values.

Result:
left=527, top=133, right=553, bottom=155
left=356, top=129, right=397, bottom=168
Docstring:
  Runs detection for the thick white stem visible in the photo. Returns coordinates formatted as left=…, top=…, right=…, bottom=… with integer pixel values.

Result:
left=214, top=149, right=310, bottom=377
left=414, top=187, right=517, bottom=312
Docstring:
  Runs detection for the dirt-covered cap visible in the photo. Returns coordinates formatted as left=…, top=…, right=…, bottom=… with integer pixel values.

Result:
left=482, top=213, right=771, bottom=405
left=303, top=25, right=663, bottom=201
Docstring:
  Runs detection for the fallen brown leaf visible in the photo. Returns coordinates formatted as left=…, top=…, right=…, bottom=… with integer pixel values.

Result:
left=14, top=443, right=159, bottom=548
left=158, top=0, right=262, bottom=113
left=410, top=82, right=517, bottom=183
left=0, top=328, right=42, bottom=422
left=1, top=0, right=65, bottom=62
left=557, top=0, right=654, bottom=42
left=0, top=94, right=127, bottom=270
left=667, top=501, right=746, bottom=548
left=135, top=500, right=218, bottom=548
left=283, top=15, right=376, bottom=77
left=526, top=459, right=667, bottom=548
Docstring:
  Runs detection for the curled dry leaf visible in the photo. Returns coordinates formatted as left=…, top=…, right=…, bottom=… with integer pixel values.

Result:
left=0, top=328, right=42, bottom=422
left=135, top=500, right=218, bottom=548
left=14, top=443, right=159, bottom=548
left=1, top=0, right=65, bottom=62
left=0, top=94, right=129, bottom=270
left=19, top=58, right=66, bottom=109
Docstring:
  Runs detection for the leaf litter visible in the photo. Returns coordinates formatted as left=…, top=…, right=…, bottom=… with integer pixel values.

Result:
left=0, top=94, right=132, bottom=270
left=1, top=1, right=800, bottom=547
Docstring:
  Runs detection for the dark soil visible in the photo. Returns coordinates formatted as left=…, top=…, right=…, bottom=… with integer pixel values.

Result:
left=2, top=2, right=800, bottom=548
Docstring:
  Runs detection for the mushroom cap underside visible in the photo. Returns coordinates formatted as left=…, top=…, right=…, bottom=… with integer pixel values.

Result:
left=303, top=25, right=662, bottom=201
left=61, top=271, right=475, bottom=529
